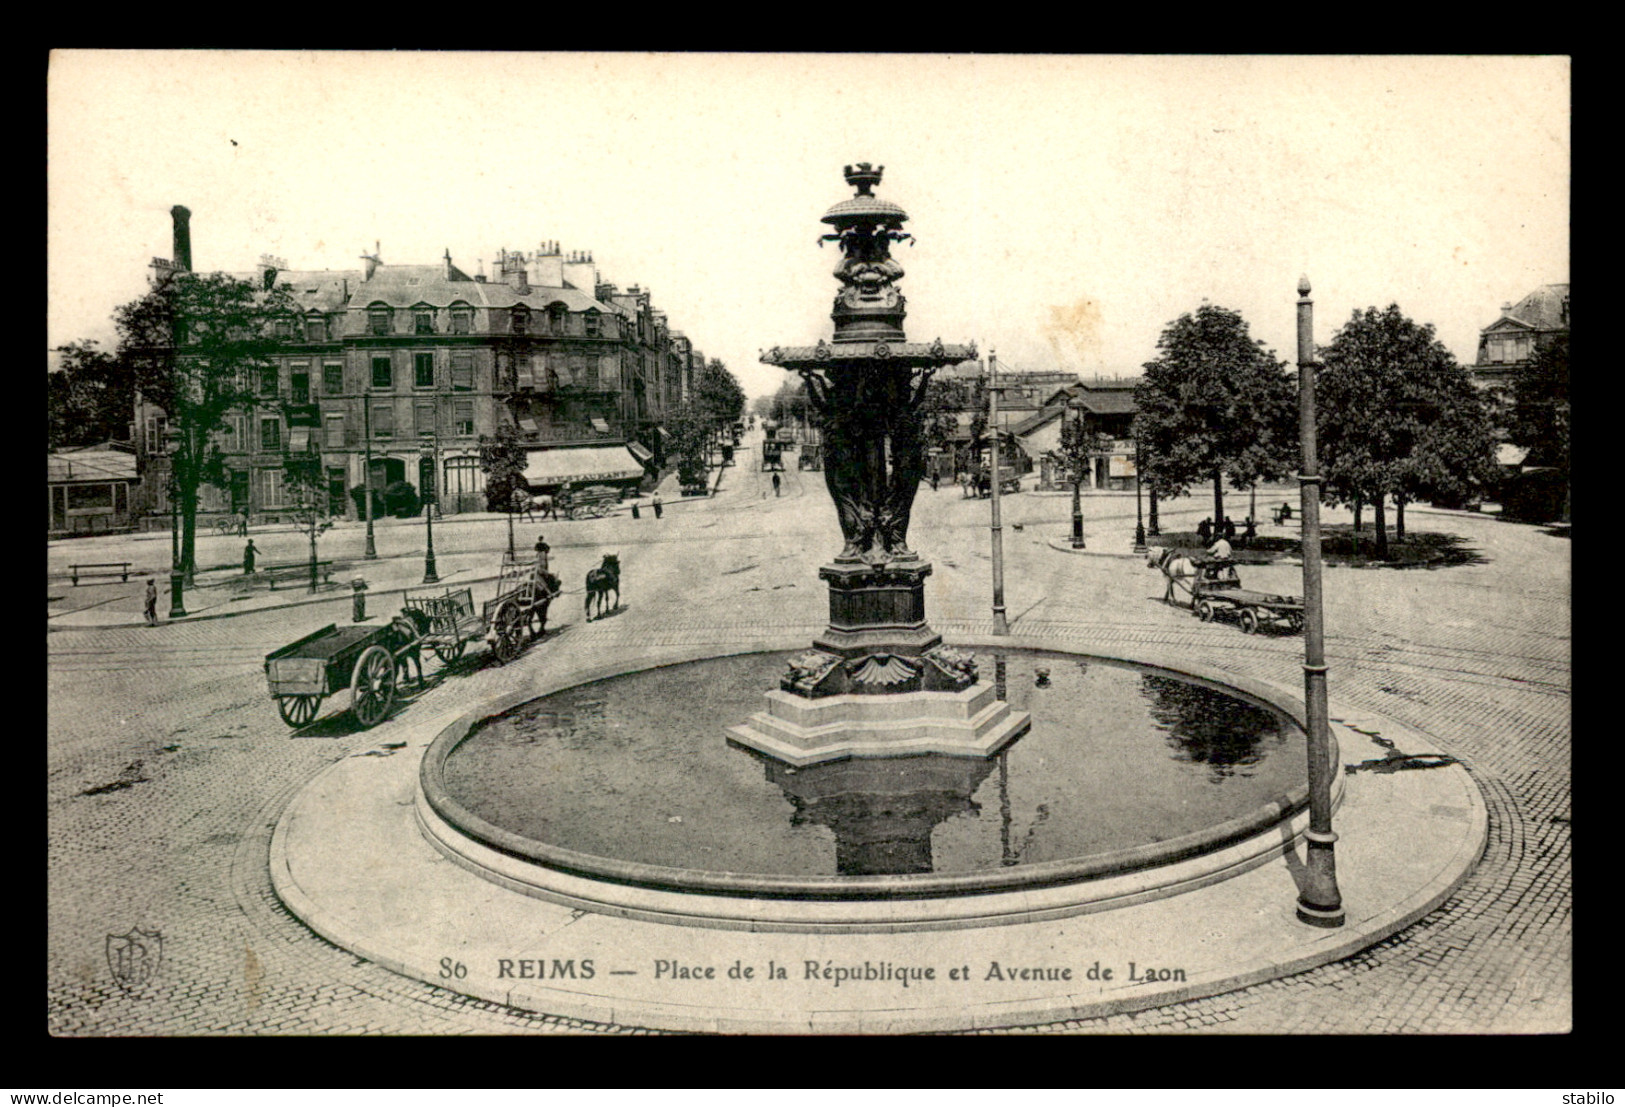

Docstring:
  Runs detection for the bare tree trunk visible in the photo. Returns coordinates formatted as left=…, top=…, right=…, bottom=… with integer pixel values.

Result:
left=1213, top=469, right=1224, bottom=527
left=1396, top=496, right=1407, bottom=542
left=1351, top=495, right=1362, bottom=560
left=1374, top=494, right=1389, bottom=559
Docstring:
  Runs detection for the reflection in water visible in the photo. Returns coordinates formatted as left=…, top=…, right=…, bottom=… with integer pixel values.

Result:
left=1140, top=674, right=1281, bottom=782
left=763, top=756, right=999, bottom=875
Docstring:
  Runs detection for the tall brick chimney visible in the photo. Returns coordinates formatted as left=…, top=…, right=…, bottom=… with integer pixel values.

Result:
left=171, top=205, right=192, bottom=272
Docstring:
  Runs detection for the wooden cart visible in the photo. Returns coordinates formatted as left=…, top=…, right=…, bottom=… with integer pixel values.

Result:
left=263, top=621, right=418, bottom=729
left=404, top=553, right=558, bottom=667
left=1189, top=559, right=1304, bottom=634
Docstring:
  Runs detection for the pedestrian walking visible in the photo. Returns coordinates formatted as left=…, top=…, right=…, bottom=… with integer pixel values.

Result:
left=238, top=511, right=249, bottom=538
left=930, top=472, right=939, bottom=491
left=652, top=493, right=663, bottom=519
left=243, top=539, right=258, bottom=574
left=1242, top=517, right=1257, bottom=545
left=632, top=501, right=641, bottom=520
left=1197, top=518, right=1213, bottom=545
left=772, top=472, right=781, bottom=497
left=144, top=579, right=159, bottom=626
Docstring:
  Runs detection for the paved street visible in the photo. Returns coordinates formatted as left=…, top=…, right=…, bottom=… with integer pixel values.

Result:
left=47, top=434, right=1570, bottom=1034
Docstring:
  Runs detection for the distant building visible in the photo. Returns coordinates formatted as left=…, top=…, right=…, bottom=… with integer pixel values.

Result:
left=48, top=443, right=137, bottom=536
left=133, top=211, right=707, bottom=525
left=1474, top=283, right=1569, bottom=398
left=1014, top=379, right=1140, bottom=491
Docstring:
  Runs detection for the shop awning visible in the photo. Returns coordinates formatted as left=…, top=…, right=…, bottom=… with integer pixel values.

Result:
left=288, top=427, right=311, bottom=453
left=590, top=417, right=611, bottom=434
left=627, top=441, right=654, bottom=464
left=523, top=445, right=644, bottom=486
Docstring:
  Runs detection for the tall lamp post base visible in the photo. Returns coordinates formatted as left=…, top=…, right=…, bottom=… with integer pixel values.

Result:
left=167, top=569, right=187, bottom=619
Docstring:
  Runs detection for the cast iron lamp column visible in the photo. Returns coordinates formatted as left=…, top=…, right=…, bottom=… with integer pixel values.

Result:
left=988, top=351, right=1009, bottom=635
left=1294, top=275, right=1345, bottom=928
left=362, top=399, right=378, bottom=560
left=420, top=432, right=440, bottom=584
left=165, top=429, right=187, bottom=618
left=1070, top=402, right=1086, bottom=549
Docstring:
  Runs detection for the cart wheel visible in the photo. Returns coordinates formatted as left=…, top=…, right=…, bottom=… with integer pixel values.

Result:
left=1239, top=608, right=1259, bottom=635
left=277, top=694, right=323, bottom=727
left=492, top=602, right=526, bottom=665
left=1196, top=600, right=1215, bottom=622
left=434, top=641, right=466, bottom=664
left=1289, top=612, right=1305, bottom=634
left=350, top=645, right=397, bottom=728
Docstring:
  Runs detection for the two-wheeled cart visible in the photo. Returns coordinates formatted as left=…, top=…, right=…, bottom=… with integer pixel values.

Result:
left=263, top=618, right=420, bottom=729
left=404, top=552, right=559, bottom=667
left=1189, top=558, right=1304, bottom=634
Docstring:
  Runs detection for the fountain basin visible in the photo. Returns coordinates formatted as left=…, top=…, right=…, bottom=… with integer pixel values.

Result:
left=418, top=646, right=1341, bottom=931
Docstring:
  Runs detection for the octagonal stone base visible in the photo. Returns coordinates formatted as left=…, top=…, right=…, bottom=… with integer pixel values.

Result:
left=727, top=680, right=1032, bottom=768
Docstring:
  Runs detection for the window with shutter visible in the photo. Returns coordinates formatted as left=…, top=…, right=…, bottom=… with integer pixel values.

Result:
left=260, top=418, right=281, bottom=451
left=372, top=356, right=393, bottom=389
left=415, top=352, right=435, bottom=388
left=455, top=401, right=474, bottom=435
left=373, top=405, right=394, bottom=438
left=451, top=352, right=474, bottom=391
left=324, top=363, right=344, bottom=395
left=324, top=415, right=345, bottom=449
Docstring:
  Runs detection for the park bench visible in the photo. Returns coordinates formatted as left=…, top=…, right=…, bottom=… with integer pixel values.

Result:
left=261, top=560, right=336, bottom=590
left=1271, top=505, right=1296, bottom=526
left=562, top=485, right=622, bottom=520
left=69, top=562, right=132, bottom=586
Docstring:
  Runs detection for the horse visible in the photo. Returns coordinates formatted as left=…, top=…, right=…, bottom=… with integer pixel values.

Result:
left=585, top=553, right=621, bottom=621
left=1147, top=547, right=1197, bottom=606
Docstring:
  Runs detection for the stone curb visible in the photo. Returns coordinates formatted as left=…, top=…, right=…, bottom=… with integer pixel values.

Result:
left=1044, top=535, right=1144, bottom=559
left=270, top=629, right=1488, bottom=1034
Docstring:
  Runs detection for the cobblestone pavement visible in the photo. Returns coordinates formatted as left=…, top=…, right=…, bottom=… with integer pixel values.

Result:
left=48, top=455, right=1569, bottom=1034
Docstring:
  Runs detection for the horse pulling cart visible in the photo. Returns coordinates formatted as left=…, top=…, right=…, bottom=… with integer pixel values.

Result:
left=263, top=619, right=421, bottom=729
left=1150, top=551, right=1303, bottom=634
left=404, top=552, right=559, bottom=667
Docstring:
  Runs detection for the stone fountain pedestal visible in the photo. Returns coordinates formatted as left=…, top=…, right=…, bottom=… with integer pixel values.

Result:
left=727, top=557, right=1030, bottom=768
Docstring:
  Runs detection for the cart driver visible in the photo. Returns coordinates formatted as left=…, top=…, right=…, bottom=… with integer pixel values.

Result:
left=1207, top=533, right=1233, bottom=561
left=532, top=535, right=559, bottom=598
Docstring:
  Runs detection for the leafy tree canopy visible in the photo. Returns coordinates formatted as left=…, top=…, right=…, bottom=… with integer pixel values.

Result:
left=48, top=341, right=129, bottom=450
left=1132, top=304, right=1295, bottom=513
left=1508, top=331, right=1569, bottom=473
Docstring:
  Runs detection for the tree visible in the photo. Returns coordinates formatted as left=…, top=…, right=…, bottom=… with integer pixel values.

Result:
left=49, top=341, right=131, bottom=449
left=1133, top=305, right=1296, bottom=525
left=114, top=271, right=298, bottom=581
left=1508, top=331, right=1569, bottom=475
left=665, top=402, right=713, bottom=489
left=478, top=422, right=528, bottom=513
left=281, top=443, right=333, bottom=593
left=1316, top=305, right=1492, bottom=557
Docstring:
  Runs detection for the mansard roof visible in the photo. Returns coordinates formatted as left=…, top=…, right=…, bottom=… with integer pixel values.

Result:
left=1482, top=283, right=1570, bottom=335
left=354, top=265, right=610, bottom=312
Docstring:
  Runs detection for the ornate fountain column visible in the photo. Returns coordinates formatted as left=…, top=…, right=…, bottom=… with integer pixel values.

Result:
left=730, top=164, right=1030, bottom=766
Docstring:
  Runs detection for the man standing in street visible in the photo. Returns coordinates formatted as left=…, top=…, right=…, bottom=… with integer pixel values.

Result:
left=243, top=539, right=258, bottom=574
left=772, top=472, right=781, bottom=497
left=653, top=493, right=663, bottom=519
left=144, top=578, right=159, bottom=626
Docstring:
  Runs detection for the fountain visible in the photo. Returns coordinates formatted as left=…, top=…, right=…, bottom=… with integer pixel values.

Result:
left=731, top=164, right=1031, bottom=765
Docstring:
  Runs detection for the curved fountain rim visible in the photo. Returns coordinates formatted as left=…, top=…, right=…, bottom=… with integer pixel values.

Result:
left=419, top=640, right=1324, bottom=902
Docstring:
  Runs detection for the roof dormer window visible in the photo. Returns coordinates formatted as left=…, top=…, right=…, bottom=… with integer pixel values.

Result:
left=585, top=310, right=601, bottom=338
left=414, top=307, right=436, bottom=335
left=368, top=304, right=392, bottom=336
left=512, top=306, right=530, bottom=335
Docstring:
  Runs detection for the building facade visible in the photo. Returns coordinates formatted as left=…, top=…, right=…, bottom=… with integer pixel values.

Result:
left=136, top=213, right=703, bottom=524
left=1474, top=283, right=1569, bottom=398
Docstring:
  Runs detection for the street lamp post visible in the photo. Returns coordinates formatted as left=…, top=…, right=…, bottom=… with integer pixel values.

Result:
left=362, top=399, right=378, bottom=559
left=1294, top=275, right=1345, bottom=928
left=164, top=429, right=186, bottom=618
left=1070, top=402, right=1086, bottom=549
left=420, top=432, right=440, bottom=584
left=1134, top=438, right=1147, bottom=551
left=988, top=351, right=1009, bottom=635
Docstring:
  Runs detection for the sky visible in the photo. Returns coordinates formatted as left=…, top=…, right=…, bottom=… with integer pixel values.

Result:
left=48, top=52, right=1569, bottom=399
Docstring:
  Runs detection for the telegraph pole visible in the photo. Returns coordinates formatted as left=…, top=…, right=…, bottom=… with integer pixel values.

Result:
left=988, top=351, right=1009, bottom=635
left=1295, top=275, right=1345, bottom=928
